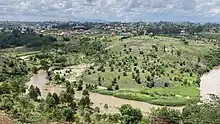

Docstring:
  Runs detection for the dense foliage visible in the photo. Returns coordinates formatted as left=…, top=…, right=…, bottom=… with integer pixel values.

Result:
left=204, top=48, right=220, bottom=68
left=0, top=54, right=28, bottom=82
left=0, top=29, right=57, bottom=49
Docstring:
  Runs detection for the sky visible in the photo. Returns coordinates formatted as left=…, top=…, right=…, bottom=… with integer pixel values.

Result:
left=0, top=0, right=220, bottom=22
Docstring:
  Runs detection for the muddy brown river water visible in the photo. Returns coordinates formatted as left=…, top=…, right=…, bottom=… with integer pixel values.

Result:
left=200, top=67, right=220, bottom=101
left=26, top=66, right=220, bottom=113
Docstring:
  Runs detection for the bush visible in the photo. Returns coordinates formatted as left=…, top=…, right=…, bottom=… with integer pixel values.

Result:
left=101, top=68, right=105, bottom=72
left=171, top=70, right=174, bottom=74
left=183, top=41, right=189, bottom=45
left=123, top=72, right=127, bottom=76
left=107, top=85, right=113, bottom=91
left=139, top=51, right=144, bottom=54
left=82, top=89, right=89, bottom=96
left=134, top=63, right=138, bottom=66
left=150, top=107, right=182, bottom=124
left=90, top=66, right=94, bottom=70
left=88, top=71, right=91, bottom=75
left=63, top=37, right=70, bottom=41
left=77, top=84, right=83, bottom=91
left=115, top=84, right=119, bottom=90
left=164, top=82, right=170, bottom=87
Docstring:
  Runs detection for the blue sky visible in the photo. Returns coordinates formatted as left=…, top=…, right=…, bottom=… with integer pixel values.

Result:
left=0, top=0, right=220, bottom=22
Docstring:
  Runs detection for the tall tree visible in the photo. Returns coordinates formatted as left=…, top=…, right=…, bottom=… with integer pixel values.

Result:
left=62, top=107, right=75, bottom=122
left=119, top=104, right=143, bottom=124
left=46, top=96, right=55, bottom=108
left=28, top=85, right=39, bottom=100
left=35, top=86, right=41, bottom=96
left=52, top=93, right=60, bottom=105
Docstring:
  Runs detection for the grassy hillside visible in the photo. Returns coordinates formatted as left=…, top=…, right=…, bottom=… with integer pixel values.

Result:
left=0, top=54, right=28, bottom=82
left=81, top=35, right=217, bottom=106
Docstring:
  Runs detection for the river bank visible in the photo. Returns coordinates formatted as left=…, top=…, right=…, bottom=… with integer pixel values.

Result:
left=27, top=70, right=184, bottom=113
left=26, top=68, right=183, bottom=113
left=25, top=62, right=220, bottom=113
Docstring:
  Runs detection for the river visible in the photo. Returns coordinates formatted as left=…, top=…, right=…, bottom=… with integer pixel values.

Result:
left=26, top=65, right=220, bottom=113
left=27, top=69, right=183, bottom=114
left=200, top=67, right=220, bottom=101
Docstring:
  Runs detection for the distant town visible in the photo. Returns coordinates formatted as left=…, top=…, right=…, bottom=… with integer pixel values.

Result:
left=0, top=21, right=219, bottom=38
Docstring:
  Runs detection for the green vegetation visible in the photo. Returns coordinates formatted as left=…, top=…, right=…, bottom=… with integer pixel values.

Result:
left=0, top=54, right=28, bottom=82
left=82, top=35, right=216, bottom=106
left=93, top=86, right=199, bottom=106
left=2, top=23, right=220, bottom=123
left=0, top=29, right=57, bottom=49
left=149, top=95, right=220, bottom=124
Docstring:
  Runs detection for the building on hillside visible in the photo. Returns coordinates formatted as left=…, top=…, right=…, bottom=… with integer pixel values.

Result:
left=59, top=31, right=72, bottom=37
left=209, top=28, right=218, bottom=33
left=111, top=31, right=116, bottom=36
left=120, top=32, right=132, bottom=37
left=180, top=30, right=187, bottom=36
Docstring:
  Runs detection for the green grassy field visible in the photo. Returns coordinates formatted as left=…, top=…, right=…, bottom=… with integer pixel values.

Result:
left=93, top=86, right=199, bottom=106
left=81, top=35, right=215, bottom=106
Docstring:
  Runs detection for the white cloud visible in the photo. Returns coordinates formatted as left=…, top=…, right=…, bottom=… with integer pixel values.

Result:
left=0, top=0, right=219, bottom=21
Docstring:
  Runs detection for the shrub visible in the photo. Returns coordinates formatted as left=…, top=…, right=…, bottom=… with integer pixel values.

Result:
left=118, top=75, right=121, bottom=79
left=88, top=71, right=91, bottom=75
left=63, top=37, right=70, bottom=41
left=115, top=84, right=119, bottom=90
left=134, top=63, right=138, bottom=66
left=79, top=80, right=83, bottom=84
left=107, top=85, right=113, bottom=91
left=101, top=68, right=105, bottom=72
left=90, top=66, right=94, bottom=70
left=132, top=73, right=135, bottom=79
left=77, top=84, right=83, bottom=91
left=190, top=72, right=193, bottom=77
left=146, top=82, right=155, bottom=88
left=183, top=40, right=189, bottom=45
left=171, top=70, right=174, bottom=74
left=139, top=51, right=144, bottom=54
left=112, top=78, right=117, bottom=84
left=164, top=82, right=170, bottom=87
left=150, top=107, right=182, bottom=124
left=123, top=72, right=127, bottom=76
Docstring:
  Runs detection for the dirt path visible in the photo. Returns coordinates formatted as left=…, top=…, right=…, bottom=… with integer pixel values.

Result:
left=19, top=55, right=32, bottom=60
left=0, top=112, right=13, bottom=124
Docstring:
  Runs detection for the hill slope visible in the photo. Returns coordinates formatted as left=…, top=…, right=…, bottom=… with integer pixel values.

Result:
left=0, top=54, right=28, bottom=82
